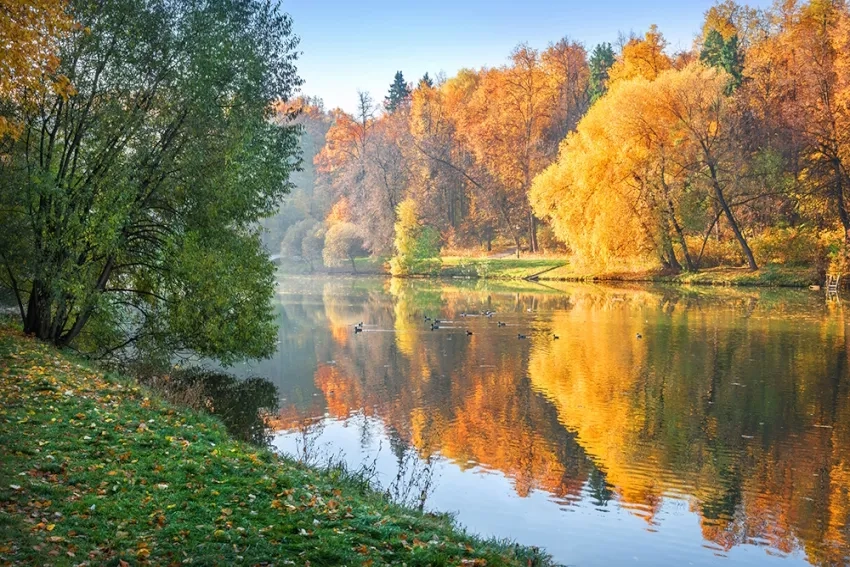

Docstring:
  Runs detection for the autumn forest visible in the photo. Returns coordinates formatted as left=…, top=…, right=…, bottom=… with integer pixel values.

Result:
left=269, top=0, right=850, bottom=278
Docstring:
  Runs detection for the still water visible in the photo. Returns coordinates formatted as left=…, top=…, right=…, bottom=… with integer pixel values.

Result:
left=241, top=276, right=850, bottom=566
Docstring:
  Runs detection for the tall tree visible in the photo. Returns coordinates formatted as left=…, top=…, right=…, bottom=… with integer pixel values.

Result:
left=542, top=37, right=590, bottom=140
left=0, top=0, right=302, bottom=362
left=588, top=43, right=615, bottom=102
left=608, top=25, right=672, bottom=84
left=700, top=29, right=743, bottom=92
left=385, top=71, right=411, bottom=113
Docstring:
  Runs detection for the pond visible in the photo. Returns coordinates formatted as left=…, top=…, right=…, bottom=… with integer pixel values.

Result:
left=236, top=276, right=850, bottom=567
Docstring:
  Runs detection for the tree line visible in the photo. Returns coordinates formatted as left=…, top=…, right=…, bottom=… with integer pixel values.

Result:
left=274, top=0, right=850, bottom=276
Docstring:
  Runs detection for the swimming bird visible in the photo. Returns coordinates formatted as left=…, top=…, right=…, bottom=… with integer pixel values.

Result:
left=517, top=333, right=527, bottom=339
left=636, top=333, right=642, bottom=339
left=553, top=334, right=559, bottom=340
left=431, top=323, right=439, bottom=331
left=466, top=330, right=473, bottom=336
left=497, top=321, right=506, bottom=327
left=354, top=326, right=363, bottom=334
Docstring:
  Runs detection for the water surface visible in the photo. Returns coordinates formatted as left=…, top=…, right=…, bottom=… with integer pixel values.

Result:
left=240, top=276, right=850, bottom=566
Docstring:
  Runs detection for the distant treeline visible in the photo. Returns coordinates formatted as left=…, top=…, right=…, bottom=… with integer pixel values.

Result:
left=269, top=0, right=850, bottom=276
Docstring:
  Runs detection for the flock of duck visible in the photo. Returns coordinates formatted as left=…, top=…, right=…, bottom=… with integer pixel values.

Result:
left=353, top=310, right=564, bottom=340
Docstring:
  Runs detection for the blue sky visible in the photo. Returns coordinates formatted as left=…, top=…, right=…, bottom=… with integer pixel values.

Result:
left=282, top=0, right=772, bottom=114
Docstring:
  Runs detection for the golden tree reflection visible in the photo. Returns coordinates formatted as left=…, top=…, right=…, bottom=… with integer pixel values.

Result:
left=274, top=279, right=850, bottom=565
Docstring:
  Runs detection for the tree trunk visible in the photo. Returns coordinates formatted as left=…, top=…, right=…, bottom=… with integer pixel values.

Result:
left=528, top=211, right=539, bottom=253
left=23, top=280, right=53, bottom=340
left=833, top=159, right=850, bottom=247
left=350, top=256, right=357, bottom=274
left=663, top=236, right=682, bottom=272
left=708, top=164, right=757, bottom=270
left=662, top=183, right=695, bottom=271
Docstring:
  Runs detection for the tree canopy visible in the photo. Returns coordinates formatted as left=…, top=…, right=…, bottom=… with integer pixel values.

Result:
left=0, top=0, right=302, bottom=363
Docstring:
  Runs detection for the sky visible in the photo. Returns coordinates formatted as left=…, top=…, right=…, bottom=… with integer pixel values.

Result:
left=282, top=0, right=773, bottom=114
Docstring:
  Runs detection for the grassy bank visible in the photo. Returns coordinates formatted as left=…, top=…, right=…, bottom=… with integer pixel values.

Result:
left=438, top=257, right=567, bottom=280
left=279, top=256, right=821, bottom=288
left=537, top=264, right=820, bottom=288
left=0, top=328, right=554, bottom=566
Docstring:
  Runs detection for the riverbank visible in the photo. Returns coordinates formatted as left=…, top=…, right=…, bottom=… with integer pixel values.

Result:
left=283, top=257, right=822, bottom=288
left=536, top=264, right=820, bottom=287
left=0, top=327, right=554, bottom=566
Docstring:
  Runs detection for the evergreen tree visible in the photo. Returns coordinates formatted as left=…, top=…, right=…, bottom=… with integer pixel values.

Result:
left=385, top=71, right=411, bottom=112
left=700, top=29, right=743, bottom=93
left=588, top=43, right=615, bottom=102
left=419, top=72, right=434, bottom=89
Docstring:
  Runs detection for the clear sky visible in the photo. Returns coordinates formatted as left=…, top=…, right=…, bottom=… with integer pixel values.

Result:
left=282, top=0, right=772, bottom=114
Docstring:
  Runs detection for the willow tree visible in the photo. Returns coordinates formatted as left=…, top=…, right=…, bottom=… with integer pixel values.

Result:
left=0, top=0, right=301, bottom=363
left=531, top=63, right=757, bottom=271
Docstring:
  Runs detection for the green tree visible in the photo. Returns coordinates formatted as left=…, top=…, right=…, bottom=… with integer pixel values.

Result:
left=390, top=199, right=441, bottom=276
left=419, top=72, right=434, bottom=89
left=0, top=0, right=302, bottom=364
left=588, top=42, right=615, bottom=102
left=385, top=71, right=411, bottom=113
left=323, top=222, right=365, bottom=272
left=700, top=29, right=743, bottom=92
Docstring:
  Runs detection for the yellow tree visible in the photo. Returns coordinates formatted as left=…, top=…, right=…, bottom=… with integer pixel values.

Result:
left=607, top=25, right=672, bottom=85
left=0, top=0, right=73, bottom=138
left=462, top=45, right=558, bottom=252
left=531, top=63, right=757, bottom=271
left=745, top=0, right=850, bottom=250
left=654, top=63, right=758, bottom=270
left=409, top=69, right=503, bottom=249
left=529, top=82, right=654, bottom=270
left=542, top=37, right=590, bottom=142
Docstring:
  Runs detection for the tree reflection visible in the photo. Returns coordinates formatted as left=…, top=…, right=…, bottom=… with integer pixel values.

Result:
left=271, top=278, right=850, bottom=565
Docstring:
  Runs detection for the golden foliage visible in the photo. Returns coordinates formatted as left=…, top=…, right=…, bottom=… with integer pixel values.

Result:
left=0, top=0, right=74, bottom=138
left=608, top=25, right=672, bottom=85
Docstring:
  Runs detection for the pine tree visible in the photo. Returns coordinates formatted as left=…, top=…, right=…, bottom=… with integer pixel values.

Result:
left=384, top=71, right=411, bottom=112
left=419, top=72, right=434, bottom=89
left=700, top=29, right=743, bottom=93
left=588, top=43, right=615, bottom=102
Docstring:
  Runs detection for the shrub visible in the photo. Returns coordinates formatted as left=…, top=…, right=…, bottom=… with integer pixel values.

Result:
left=390, top=199, right=442, bottom=276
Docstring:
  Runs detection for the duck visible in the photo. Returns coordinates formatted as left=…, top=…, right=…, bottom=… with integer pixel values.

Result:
left=430, top=323, right=439, bottom=331
left=354, top=326, right=363, bottom=334
left=636, top=333, right=642, bottom=339
left=497, top=321, right=506, bottom=327
left=466, top=330, right=473, bottom=336
left=553, top=334, right=559, bottom=340
left=517, top=333, right=527, bottom=339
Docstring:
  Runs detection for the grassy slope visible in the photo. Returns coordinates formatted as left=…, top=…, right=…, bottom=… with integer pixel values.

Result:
left=0, top=328, right=553, bottom=567
left=538, top=264, right=819, bottom=287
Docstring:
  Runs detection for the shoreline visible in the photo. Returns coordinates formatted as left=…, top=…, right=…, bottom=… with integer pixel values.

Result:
left=0, top=327, right=555, bottom=566
left=280, top=261, right=822, bottom=289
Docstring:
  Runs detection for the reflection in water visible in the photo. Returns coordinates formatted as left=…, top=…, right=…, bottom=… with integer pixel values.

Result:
left=147, top=369, right=279, bottom=445
left=246, top=277, right=850, bottom=566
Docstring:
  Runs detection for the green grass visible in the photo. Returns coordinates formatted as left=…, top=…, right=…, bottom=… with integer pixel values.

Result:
left=0, top=327, right=555, bottom=566
left=537, top=264, right=819, bottom=288
left=438, top=257, right=567, bottom=280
